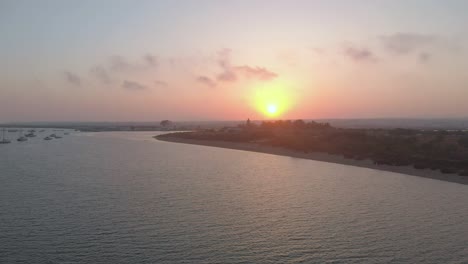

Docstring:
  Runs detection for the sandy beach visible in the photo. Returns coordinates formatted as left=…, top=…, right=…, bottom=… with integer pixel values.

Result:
left=156, top=135, right=468, bottom=186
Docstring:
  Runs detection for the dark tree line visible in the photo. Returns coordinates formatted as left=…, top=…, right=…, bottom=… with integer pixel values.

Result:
left=160, top=120, right=468, bottom=176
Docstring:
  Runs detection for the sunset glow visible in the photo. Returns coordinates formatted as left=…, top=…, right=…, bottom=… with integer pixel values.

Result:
left=1, top=1, right=468, bottom=122
left=252, top=80, right=296, bottom=118
left=2, top=2, right=468, bottom=263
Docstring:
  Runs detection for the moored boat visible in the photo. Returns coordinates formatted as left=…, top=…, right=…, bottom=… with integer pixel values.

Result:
left=50, top=134, right=62, bottom=139
left=0, top=128, right=11, bottom=144
left=17, top=130, right=28, bottom=142
left=17, top=136, right=28, bottom=142
left=25, top=132, right=36, bottom=137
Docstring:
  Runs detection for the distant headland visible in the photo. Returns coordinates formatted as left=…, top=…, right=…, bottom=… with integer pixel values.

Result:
left=156, top=119, right=468, bottom=185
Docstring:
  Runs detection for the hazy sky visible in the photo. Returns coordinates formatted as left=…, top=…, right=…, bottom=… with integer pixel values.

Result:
left=1, top=0, right=468, bottom=122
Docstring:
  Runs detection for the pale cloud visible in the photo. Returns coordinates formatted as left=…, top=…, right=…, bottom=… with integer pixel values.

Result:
left=90, top=66, right=111, bottom=84
left=234, top=65, right=277, bottom=80
left=144, top=54, right=158, bottom=67
left=277, top=50, right=299, bottom=66
left=63, top=71, right=81, bottom=86
left=109, top=54, right=159, bottom=73
left=216, top=48, right=237, bottom=82
left=155, top=80, right=168, bottom=87
left=343, top=45, right=377, bottom=63
left=378, top=32, right=460, bottom=63
left=310, top=47, right=326, bottom=55
left=212, top=48, right=278, bottom=83
left=418, top=52, right=431, bottom=63
left=216, top=48, right=232, bottom=68
left=66, top=50, right=277, bottom=92
left=109, top=55, right=132, bottom=71
left=196, top=76, right=216, bottom=88
left=216, top=70, right=237, bottom=82
left=380, top=33, right=436, bottom=55
left=122, top=80, right=147, bottom=90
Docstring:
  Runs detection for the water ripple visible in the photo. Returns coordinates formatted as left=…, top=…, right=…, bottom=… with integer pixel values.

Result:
left=1, top=132, right=467, bottom=263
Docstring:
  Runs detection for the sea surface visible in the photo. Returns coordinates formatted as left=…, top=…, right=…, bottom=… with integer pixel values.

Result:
left=1, top=131, right=467, bottom=263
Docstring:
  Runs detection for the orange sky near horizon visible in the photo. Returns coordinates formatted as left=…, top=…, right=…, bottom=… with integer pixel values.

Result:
left=1, top=1, right=468, bottom=122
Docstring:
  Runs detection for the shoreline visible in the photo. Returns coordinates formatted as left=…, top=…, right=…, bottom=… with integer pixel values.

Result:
left=156, top=135, right=468, bottom=186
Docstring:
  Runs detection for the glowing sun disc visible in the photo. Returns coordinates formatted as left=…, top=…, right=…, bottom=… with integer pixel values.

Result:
left=251, top=80, right=295, bottom=118
left=267, top=104, right=278, bottom=115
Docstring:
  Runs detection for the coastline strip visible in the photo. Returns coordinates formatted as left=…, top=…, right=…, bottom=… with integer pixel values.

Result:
left=156, top=135, right=468, bottom=186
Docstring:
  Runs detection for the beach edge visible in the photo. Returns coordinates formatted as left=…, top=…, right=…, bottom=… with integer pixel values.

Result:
left=155, top=135, right=468, bottom=186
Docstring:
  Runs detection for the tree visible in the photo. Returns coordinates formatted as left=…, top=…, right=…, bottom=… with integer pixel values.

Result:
left=459, top=135, right=468, bottom=148
left=293, top=119, right=306, bottom=129
left=160, top=120, right=173, bottom=128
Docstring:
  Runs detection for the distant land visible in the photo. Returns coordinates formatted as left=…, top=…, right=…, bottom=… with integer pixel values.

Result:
left=156, top=119, right=468, bottom=185
left=2, top=118, right=468, bottom=131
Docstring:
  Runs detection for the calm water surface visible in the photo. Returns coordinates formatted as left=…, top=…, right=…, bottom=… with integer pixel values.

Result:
left=1, top=131, right=467, bottom=263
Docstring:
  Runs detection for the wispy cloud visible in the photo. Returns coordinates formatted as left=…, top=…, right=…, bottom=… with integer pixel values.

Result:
left=84, top=53, right=162, bottom=87
left=144, top=54, right=158, bottom=67
left=196, top=76, right=216, bottom=88
left=235, top=65, right=277, bottom=80
left=64, top=71, right=81, bottom=86
left=216, top=70, right=237, bottom=82
left=109, top=55, right=132, bottom=72
left=343, top=45, right=377, bottom=63
left=310, top=47, right=326, bottom=55
left=380, top=33, right=436, bottom=55
left=208, top=48, right=278, bottom=84
left=418, top=52, right=431, bottom=63
left=217, top=48, right=232, bottom=69
left=108, top=54, right=160, bottom=73
left=216, top=48, right=237, bottom=82
left=90, top=66, right=111, bottom=84
left=122, top=80, right=147, bottom=90
left=155, top=80, right=168, bottom=87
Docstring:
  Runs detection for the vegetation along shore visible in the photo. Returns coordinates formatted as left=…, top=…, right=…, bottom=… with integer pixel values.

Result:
left=156, top=119, right=468, bottom=185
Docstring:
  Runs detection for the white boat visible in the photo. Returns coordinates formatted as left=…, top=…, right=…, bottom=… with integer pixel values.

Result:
left=25, top=132, right=36, bottom=137
left=49, top=134, right=62, bottom=139
left=17, top=136, right=28, bottom=142
left=0, top=129, right=11, bottom=144
left=17, top=130, right=28, bottom=142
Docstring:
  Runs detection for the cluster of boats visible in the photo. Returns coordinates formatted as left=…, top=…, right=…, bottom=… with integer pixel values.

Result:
left=1, top=129, right=70, bottom=144
left=44, top=134, right=63, bottom=140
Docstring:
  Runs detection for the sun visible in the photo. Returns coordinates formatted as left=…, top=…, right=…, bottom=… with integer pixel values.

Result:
left=266, top=104, right=278, bottom=116
left=251, top=80, right=294, bottom=119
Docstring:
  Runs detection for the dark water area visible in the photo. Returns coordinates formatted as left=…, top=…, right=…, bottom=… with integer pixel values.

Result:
left=1, top=131, right=467, bottom=263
